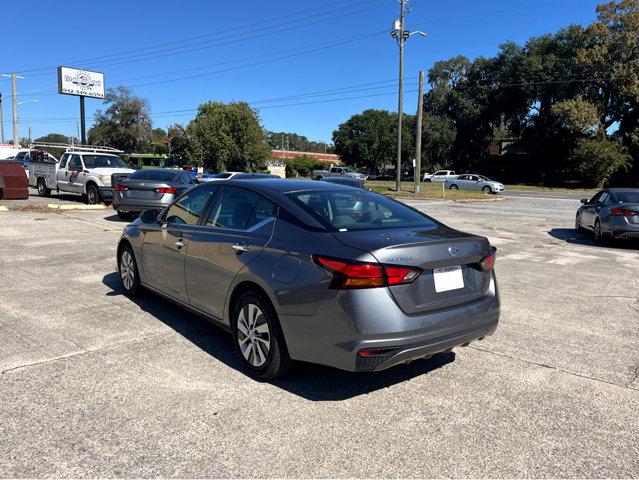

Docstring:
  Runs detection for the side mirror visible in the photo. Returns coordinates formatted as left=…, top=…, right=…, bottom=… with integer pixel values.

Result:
left=580, top=199, right=588, bottom=204
left=140, top=209, right=160, bottom=224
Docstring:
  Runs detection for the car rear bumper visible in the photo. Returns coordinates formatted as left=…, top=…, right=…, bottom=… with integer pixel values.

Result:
left=611, top=217, right=639, bottom=238
left=113, top=194, right=173, bottom=213
left=279, top=272, right=500, bottom=372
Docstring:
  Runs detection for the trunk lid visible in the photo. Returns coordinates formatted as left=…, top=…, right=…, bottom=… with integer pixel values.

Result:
left=122, top=179, right=174, bottom=200
left=618, top=203, right=639, bottom=224
left=333, top=226, right=493, bottom=314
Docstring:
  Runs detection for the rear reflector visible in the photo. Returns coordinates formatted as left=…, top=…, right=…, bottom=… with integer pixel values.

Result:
left=358, top=347, right=399, bottom=357
left=315, top=256, right=421, bottom=289
left=611, top=207, right=638, bottom=216
left=114, top=184, right=128, bottom=191
left=155, top=187, right=177, bottom=194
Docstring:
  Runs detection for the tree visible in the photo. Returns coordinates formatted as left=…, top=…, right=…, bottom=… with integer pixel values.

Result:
left=150, top=128, right=168, bottom=155
left=167, top=124, right=191, bottom=160
left=88, top=86, right=153, bottom=152
left=187, top=102, right=271, bottom=172
left=284, top=156, right=323, bottom=177
left=332, top=109, right=413, bottom=172
left=571, top=138, right=631, bottom=187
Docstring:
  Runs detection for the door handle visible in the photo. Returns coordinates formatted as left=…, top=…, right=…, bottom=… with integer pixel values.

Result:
left=232, top=243, right=251, bottom=252
left=175, top=238, right=188, bottom=249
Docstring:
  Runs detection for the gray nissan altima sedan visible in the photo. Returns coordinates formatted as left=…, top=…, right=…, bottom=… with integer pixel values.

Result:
left=116, top=179, right=500, bottom=379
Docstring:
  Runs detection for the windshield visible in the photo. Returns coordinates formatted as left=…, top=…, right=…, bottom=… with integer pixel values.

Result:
left=341, top=167, right=354, bottom=173
left=478, top=175, right=491, bottom=181
left=613, top=191, right=639, bottom=203
left=83, top=155, right=128, bottom=169
left=285, top=189, right=439, bottom=232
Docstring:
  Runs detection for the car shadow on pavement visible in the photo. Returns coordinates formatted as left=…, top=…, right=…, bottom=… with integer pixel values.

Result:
left=103, top=272, right=456, bottom=401
left=548, top=228, right=639, bottom=249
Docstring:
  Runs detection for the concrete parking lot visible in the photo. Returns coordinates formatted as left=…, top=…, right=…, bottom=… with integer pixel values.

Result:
left=1, top=192, right=638, bottom=477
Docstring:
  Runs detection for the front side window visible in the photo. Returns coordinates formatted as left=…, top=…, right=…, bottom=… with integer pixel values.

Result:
left=286, top=189, right=440, bottom=232
left=68, top=155, right=83, bottom=171
left=589, top=191, right=603, bottom=204
left=165, top=187, right=218, bottom=225
left=206, top=186, right=260, bottom=230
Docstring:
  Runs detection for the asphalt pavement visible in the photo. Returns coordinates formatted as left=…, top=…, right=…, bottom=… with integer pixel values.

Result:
left=0, top=194, right=637, bottom=478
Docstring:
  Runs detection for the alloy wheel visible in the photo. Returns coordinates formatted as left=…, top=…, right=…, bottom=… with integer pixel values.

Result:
left=236, top=303, right=271, bottom=367
left=120, top=250, right=135, bottom=290
left=594, top=219, right=602, bottom=241
left=38, top=180, right=45, bottom=196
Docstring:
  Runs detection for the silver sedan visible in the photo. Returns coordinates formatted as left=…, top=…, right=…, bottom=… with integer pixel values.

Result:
left=445, top=174, right=505, bottom=194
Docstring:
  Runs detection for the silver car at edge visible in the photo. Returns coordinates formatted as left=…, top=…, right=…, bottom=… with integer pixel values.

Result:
left=116, top=179, right=500, bottom=380
left=576, top=188, right=639, bottom=242
left=445, top=174, right=505, bottom=194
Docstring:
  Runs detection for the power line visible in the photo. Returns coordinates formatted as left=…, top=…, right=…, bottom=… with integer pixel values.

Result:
left=18, top=0, right=388, bottom=76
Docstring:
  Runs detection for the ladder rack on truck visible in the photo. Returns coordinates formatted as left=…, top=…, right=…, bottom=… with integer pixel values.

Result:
left=28, top=142, right=124, bottom=154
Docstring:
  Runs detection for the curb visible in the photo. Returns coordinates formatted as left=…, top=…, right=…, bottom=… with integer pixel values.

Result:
left=47, top=204, right=106, bottom=210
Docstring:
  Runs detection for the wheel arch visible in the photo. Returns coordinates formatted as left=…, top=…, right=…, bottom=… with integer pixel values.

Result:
left=84, top=179, right=99, bottom=194
left=226, top=279, right=279, bottom=326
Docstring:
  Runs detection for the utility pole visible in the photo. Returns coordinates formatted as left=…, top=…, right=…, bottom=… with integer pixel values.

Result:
left=414, top=70, right=424, bottom=194
left=79, top=96, right=86, bottom=144
left=0, top=92, right=5, bottom=143
left=11, top=74, right=18, bottom=147
left=394, top=0, right=406, bottom=192
left=390, top=2, right=426, bottom=192
left=28, top=126, right=31, bottom=144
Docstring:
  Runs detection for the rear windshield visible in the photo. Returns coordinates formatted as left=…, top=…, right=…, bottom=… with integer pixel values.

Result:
left=128, top=169, right=181, bottom=182
left=83, top=155, right=128, bottom=169
left=285, top=189, right=439, bottom=231
left=613, top=191, right=639, bottom=203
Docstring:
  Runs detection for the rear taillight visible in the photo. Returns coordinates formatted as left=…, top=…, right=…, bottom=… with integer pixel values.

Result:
left=155, top=187, right=177, bottom=194
left=479, top=248, right=497, bottom=271
left=114, top=184, right=128, bottom=191
left=611, top=207, right=637, bottom=216
left=315, top=256, right=421, bottom=289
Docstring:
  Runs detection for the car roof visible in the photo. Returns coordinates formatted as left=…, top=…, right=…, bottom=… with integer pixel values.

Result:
left=216, top=178, right=352, bottom=194
left=605, top=188, right=639, bottom=192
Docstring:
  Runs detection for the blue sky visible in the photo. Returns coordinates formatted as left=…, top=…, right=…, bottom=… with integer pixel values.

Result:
left=3, top=0, right=601, bottom=144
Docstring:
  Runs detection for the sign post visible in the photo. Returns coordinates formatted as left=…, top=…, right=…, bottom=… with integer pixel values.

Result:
left=57, top=66, right=105, bottom=145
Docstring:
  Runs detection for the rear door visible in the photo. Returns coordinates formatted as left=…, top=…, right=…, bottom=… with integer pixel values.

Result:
left=581, top=191, right=603, bottom=228
left=185, top=186, right=278, bottom=320
left=141, top=186, right=219, bottom=302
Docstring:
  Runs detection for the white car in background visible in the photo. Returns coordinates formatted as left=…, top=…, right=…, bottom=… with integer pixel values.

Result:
left=445, top=174, right=505, bottom=194
left=423, top=170, right=457, bottom=182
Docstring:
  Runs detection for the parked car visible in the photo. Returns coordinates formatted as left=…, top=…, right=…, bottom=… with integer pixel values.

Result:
left=116, top=179, right=500, bottom=380
left=423, top=170, right=457, bottom=182
left=576, top=188, right=639, bottom=242
left=113, top=168, right=200, bottom=220
left=318, top=176, right=365, bottom=189
left=28, top=144, right=134, bottom=203
left=445, top=174, right=505, bottom=194
left=312, top=166, right=367, bottom=181
left=200, top=172, right=279, bottom=182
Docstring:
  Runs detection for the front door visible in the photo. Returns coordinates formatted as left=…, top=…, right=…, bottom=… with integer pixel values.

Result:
left=141, top=186, right=219, bottom=302
left=581, top=191, right=603, bottom=228
left=64, top=155, right=84, bottom=193
left=185, top=186, right=278, bottom=321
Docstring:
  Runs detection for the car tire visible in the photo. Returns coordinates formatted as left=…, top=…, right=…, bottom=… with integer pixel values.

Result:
left=482, top=186, right=492, bottom=194
left=37, top=178, right=51, bottom=197
left=232, top=291, right=291, bottom=380
left=86, top=184, right=100, bottom=205
left=118, top=244, right=142, bottom=297
left=449, top=184, right=458, bottom=190
left=117, top=210, right=132, bottom=221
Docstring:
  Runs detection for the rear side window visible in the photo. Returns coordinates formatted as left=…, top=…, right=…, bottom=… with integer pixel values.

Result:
left=286, top=190, right=439, bottom=232
left=128, top=169, right=180, bottom=182
left=165, top=187, right=217, bottom=225
left=206, top=186, right=260, bottom=230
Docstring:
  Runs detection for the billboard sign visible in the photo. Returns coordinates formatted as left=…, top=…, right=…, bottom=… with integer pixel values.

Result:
left=57, top=66, right=105, bottom=99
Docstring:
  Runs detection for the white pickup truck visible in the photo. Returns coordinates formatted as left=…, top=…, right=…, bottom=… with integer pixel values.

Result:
left=423, top=169, right=457, bottom=182
left=28, top=144, right=134, bottom=204
left=312, top=166, right=367, bottom=181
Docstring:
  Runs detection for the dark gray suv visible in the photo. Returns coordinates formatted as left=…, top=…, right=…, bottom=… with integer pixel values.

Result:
left=117, top=179, right=500, bottom=379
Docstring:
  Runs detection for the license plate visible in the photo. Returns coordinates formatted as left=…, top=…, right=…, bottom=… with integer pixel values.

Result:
left=433, top=265, right=464, bottom=293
